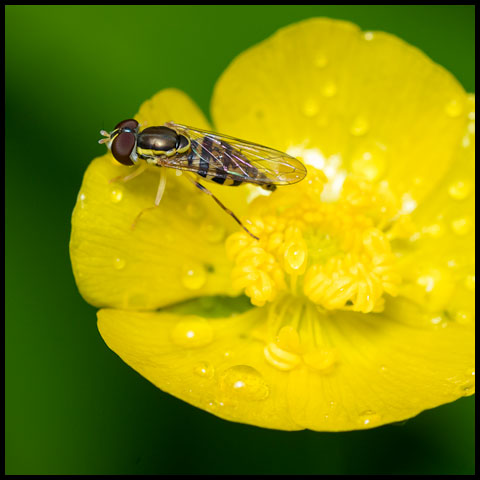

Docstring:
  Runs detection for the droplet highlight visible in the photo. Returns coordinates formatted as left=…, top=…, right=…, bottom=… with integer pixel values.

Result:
left=322, top=81, right=337, bottom=98
left=201, top=222, right=226, bottom=243
left=171, top=319, right=213, bottom=348
left=219, top=365, right=269, bottom=401
left=358, top=410, right=381, bottom=427
left=451, top=216, right=472, bottom=236
left=111, top=188, right=123, bottom=203
left=194, top=362, right=215, bottom=379
left=303, top=99, right=319, bottom=117
left=181, top=263, right=207, bottom=290
left=448, top=180, right=471, bottom=200
left=303, top=349, right=337, bottom=372
left=445, top=99, right=463, bottom=117
left=113, top=257, right=126, bottom=270
left=350, top=116, right=370, bottom=136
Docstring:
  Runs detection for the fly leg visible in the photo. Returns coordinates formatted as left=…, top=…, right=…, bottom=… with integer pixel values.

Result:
left=131, top=168, right=167, bottom=230
left=109, top=162, right=148, bottom=184
left=185, top=174, right=259, bottom=241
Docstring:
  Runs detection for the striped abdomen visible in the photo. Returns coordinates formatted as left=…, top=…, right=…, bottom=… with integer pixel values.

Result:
left=188, top=137, right=259, bottom=186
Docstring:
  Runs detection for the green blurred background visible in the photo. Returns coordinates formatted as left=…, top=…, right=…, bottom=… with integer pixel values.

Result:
left=5, top=5, right=475, bottom=475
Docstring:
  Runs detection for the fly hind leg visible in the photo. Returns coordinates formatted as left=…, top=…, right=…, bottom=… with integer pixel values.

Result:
left=187, top=175, right=259, bottom=241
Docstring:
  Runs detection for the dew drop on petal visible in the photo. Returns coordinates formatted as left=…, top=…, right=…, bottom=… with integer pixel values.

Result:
left=314, top=53, right=328, bottom=68
left=111, top=188, right=123, bottom=203
left=454, top=310, right=473, bottom=325
left=303, top=349, right=337, bottom=372
left=194, top=361, right=215, bottom=379
left=464, top=275, right=475, bottom=291
left=219, top=365, right=269, bottom=401
left=302, top=98, right=319, bottom=117
left=201, top=221, right=226, bottom=243
left=451, top=216, right=472, bottom=236
left=186, top=202, right=203, bottom=219
left=448, top=180, right=471, bottom=200
left=445, top=98, right=464, bottom=117
left=358, top=410, right=381, bottom=426
left=322, top=81, right=337, bottom=98
left=113, top=257, right=126, bottom=270
left=171, top=319, right=213, bottom=348
left=350, top=116, right=370, bottom=136
left=363, top=31, right=374, bottom=41
left=181, top=263, right=207, bottom=290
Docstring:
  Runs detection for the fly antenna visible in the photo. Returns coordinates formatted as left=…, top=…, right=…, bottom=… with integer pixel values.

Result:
left=98, top=129, right=111, bottom=144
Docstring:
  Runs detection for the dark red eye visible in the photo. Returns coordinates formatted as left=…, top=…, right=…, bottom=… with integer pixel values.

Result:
left=114, top=118, right=139, bottom=131
left=111, top=132, right=136, bottom=165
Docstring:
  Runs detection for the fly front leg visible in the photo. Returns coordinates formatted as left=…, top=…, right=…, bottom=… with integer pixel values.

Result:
left=109, top=162, right=148, bottom=184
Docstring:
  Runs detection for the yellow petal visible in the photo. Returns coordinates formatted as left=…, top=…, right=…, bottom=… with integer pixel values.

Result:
left=212, top=18, right=468, bottom=207
left=70, top=89, right=241, bottom=309
left=98, top=302, right=474, bottom=431
left=395, top=96, right=475, bottom=324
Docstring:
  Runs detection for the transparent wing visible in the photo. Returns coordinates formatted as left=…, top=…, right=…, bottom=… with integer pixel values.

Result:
left=165, top=122, right=307, bottom=185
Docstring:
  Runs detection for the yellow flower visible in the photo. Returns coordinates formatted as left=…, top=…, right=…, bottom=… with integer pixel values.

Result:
left=70, top=18, right=475, bottom=431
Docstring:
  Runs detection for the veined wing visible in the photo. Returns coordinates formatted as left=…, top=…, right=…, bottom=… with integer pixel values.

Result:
left=165, top=122, right=307, bottom=185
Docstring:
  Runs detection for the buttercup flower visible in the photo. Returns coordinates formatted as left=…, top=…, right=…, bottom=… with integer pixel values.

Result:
left=70, top=18, right=474, bottom=431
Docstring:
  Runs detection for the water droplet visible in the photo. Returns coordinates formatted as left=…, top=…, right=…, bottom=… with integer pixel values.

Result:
left=461, top=135, right=471, bottom=149
left=467, top=121, right=475, bottom=135
left=422, top=222, right=445, bottom=238
left=322, top=81, right=337, bottom=98
left=464, top=275, right=475, bottom=291
left=451, top=216, right=472, bottom=236
left=284, top=243, right=307, bottom=271
left=201, top=222, right=225, bottom=243
left=181, top=263, right=207, bottom=290
left=351, top=148, right=386, bottom=181
left=363, top=31, right=374, bottom=41
left=400, top=193, right=417, bottom=214
left=186, top=202, right=203, bottom=219
left=448, top=180, right=471, bottom=200
left=219, top=365, right=269, bottom=401
left=358, top=410, right=381, bottom=426
left=314, top=53, right=328, bottom=68
left=445, top=99, right=463, bottom=117
left=454, top=310, right=473, bottom=325
left=303, top=349, right=337, bottom=372
left=350, top=116, right=370, bottom=136
left=194, top=362, right=215, bottom=379
left=126, top=291, right=149, bottom=309
left=111, top=188, right=123, bottom=203
left=113, top=257, right=126, bottom=270
left=78, top=192, right=86, bottom=202
left=171, top=319, right=213, bottom=348
left=303, top=99, right=319, bottom=117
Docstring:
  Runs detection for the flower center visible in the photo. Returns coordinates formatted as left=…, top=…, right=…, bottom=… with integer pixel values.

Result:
left=226, top=164, right=403, bottom=313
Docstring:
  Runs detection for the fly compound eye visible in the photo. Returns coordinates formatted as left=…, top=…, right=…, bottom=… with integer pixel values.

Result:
left=111, top=131, right=136, bottom=165
left=114, top=118, right=139, bottom=131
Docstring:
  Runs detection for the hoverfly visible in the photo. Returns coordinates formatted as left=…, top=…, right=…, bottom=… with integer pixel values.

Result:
left=99, top=119, right=307, bottom=239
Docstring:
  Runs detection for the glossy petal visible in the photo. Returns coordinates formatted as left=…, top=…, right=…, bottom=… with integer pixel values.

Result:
left=98, top=303, right=473, bottom=431
left=212, top=18, right=468, bottom=207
